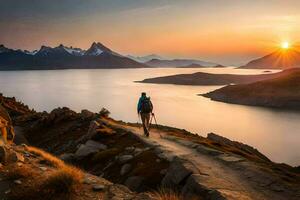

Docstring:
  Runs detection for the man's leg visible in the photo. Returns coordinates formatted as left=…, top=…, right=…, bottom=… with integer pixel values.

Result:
left=141, top=113, right=148, bottom=136
left=144, top=113, right=151, bottom=136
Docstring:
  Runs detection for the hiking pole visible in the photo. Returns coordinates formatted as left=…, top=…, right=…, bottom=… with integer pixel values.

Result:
left=152, top=113, right=162, bottom=138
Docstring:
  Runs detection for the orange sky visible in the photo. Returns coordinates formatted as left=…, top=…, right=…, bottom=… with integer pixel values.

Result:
left=1, top=0, right=300, bottom=65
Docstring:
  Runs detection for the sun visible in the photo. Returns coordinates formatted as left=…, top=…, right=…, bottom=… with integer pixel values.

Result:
left=281, top=41, right=290, bottom=49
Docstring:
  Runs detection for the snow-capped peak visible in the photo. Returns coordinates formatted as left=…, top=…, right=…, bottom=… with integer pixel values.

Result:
left=84, top=42, right=122, bottom=57
left=23, top=50, right=38, bottom=55
left=63, top=46, right=85, bottom=56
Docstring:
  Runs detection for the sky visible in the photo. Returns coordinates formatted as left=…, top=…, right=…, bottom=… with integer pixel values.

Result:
left=1, top=0, right=300, bottom=65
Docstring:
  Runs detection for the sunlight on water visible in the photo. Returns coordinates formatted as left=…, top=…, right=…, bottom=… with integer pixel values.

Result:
left=0, top=67, right=298, bottom=166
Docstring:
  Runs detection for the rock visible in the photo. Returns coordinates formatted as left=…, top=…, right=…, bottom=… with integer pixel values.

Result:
left=124, top=176, right=145, bottom=192
left=105, top=184, right=135, bottom=199
left=207, top=133, right=270, bottom=162
left=9, top=152, right=25, bottom=163
left=162, top=158, right=198, bottom=187
left=120, top=164, right=132, bottom=175
left=75, top=140, right=107, bottom=158
left=133, top=148, right=143, bottom=156
left=39, top=167, right=47, bottom=171
left=196, top=145, right=223, bottom=156
left=125, top=146, right=135, bottom=152
left=92, top=184, right=105, bottom=191
left=14, top=180, right=22, bottom=185
left=157, top=152, right=176, bottom=161
left=182, top=174, right=226, bottom=200
left=118, top=155, right=133, bottom=164
left=83, top=175, right=97, bottom=184
left=59, top=153, right=75, bottom=162
left=218, top=154, right=245, bottom=162
left=81, top=109, right=95, bottom=119
left=160, top=169, right=168, bottom=175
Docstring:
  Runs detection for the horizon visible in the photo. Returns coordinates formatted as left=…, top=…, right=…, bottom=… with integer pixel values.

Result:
left=1, top=0, right=300, bottom=65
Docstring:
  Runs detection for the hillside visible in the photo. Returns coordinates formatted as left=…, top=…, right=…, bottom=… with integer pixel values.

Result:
left=145, top=58, right=218, bottom=68
left=138, top=70, right=283, bottom=86
left=241, top=49, right=300, bottom=69
left=0, top=43, right=147, bottom=70
left=203, top=68, right=300, bottom=108
left=0, top=93, right=300, bottom=199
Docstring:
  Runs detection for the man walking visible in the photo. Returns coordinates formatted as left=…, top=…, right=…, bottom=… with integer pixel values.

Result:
left=137, top=92, right=153, bottom=137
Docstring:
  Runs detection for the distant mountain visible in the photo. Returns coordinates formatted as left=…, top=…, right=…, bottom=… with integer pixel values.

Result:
left=0, top=42, right=147, bottom=70
left=203, top=68, right=300, bottom=109
left=176, top=63, right=204, bottom=68
left=127, top=54, right=163, bottom=63
left=145, top=58, right=218, bottom=68
left=0, top=44, right=13, bottom=53
left=241, top=49, right=300, bottom=69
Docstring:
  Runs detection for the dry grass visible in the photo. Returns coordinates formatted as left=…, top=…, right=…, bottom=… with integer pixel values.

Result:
left=26, top=146, right=65, bottom=168
left=26, top=146, right=83, bottom=182
left=6, top=164, right=36, bottom=180
left=147, top=189, right=183, bottom=200
left=7, top=146, right=85, bottom=200
left=40, top=168, right=82, bottom=200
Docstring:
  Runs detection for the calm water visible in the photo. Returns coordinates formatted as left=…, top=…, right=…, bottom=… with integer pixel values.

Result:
left=0, top=67, right=299, bottom=166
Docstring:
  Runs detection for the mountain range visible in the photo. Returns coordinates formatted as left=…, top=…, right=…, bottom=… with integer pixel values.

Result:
left=0, top=42, right=147, bottom=70
left=240, top=49, right=300, bottom=69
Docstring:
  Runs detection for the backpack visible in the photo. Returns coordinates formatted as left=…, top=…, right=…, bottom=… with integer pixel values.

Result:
left=141, top=97, right=153, bottom=113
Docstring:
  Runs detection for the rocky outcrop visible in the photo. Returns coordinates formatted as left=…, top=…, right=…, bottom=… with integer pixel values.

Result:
left=0, top=141, right=155, bottom=200
left=207, top=133, right=270, bottom=162
left=74, top=140, right=107, bottom=158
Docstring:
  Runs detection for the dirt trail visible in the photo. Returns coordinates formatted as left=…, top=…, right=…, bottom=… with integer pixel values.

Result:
left=103, top=118, right=295, bottom=200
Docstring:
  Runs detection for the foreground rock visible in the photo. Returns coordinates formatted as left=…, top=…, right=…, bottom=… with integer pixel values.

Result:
left=0, top=141, right=155, bottom=200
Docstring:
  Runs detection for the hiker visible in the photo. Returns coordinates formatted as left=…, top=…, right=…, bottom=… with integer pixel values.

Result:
left=137, top=92, right=153, bottom=137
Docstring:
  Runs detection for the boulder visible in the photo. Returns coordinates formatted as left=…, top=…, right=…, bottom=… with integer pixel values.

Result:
left=92, top=184, right=105, bottom=191
left=75, top=140, right=107, bottom=158
left=120, top=164, right=132, bottom=175
left=81, top=109, right=95, bottom=120
left=59, top=153, right=75, bottom=162
left=162, top=158, right=198, bottom=188
left=118, top=155, right=133, bottom=164
left=124, top=176, right=145, bottom=192
left=14, top=180, right=22, bottom=185
left=125, top=146, right=135, bottom=152
left=182, top=174, right=226, bottom=200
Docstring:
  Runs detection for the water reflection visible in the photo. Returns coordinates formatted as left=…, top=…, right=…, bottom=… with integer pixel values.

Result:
left=0, top=67, right=298, bottom=166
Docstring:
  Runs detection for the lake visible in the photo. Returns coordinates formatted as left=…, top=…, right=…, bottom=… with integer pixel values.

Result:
left=0, top=67, right=299, bottom=166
